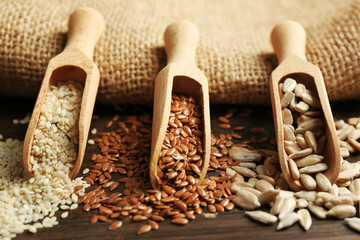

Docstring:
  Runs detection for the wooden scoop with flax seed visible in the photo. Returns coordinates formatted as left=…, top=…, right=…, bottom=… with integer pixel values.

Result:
left=150, top=21, right=211, bottom=189
left=269, top=20, right=340, bottom=191
left=23, top=7, right=105, bottom=179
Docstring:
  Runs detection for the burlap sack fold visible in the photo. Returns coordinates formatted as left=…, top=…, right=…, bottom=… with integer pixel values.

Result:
left=0, top=0, right=359, bottom=105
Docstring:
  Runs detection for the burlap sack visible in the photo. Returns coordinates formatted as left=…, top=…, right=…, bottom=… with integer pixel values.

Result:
left=0, top=0, right=359, bottom=105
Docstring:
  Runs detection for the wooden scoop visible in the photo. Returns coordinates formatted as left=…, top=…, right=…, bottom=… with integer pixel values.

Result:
left=23, top=7, right=105, bottom=180
left=150, top=21, right=211, bottom=189
left=270, top=20, right=340, bottom=191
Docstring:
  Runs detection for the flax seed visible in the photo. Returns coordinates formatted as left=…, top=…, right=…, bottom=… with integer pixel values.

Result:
left=137, top=224, right=152, bottom=235
left=219, top=123, right=231, bottom=129
left=218, top=116, right=229, bottom=123
left=151, top=215, right=164, bottom=222
left=148, top=220, right=159, bottom=230
left=98, top=215, right=109, bottom=222
left=90, top=215, right=98, bottom=224
left=133, top=215, right=148, bottom=222
left=171, top=218, right=189, bottom=225
left=108, top=221, right=123, bottom=230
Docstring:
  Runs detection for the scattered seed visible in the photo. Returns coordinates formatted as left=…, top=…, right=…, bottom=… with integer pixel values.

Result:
left=245, top=211, right=277, bottom=224
left=344, top=217, right=360, bottom=232
left=109, top=221, right=123, bottom=230
left=219, top=123, right=231, bottom=129
left=276, top=212, right=299, bottom=230
left=137, top=225, right=152, bottom=235
left=148, top=220, right=159, bottom=230
left=297, top=209, right=312, bottom=231
left=171, top=218, right=189, bottom=225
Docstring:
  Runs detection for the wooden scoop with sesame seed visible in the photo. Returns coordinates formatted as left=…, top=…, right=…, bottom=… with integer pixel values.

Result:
left=270, top=20, right=340, bottom=191
left=150, top=21, right=211, bottom=189
left=23, top=7, right=104, bottom=180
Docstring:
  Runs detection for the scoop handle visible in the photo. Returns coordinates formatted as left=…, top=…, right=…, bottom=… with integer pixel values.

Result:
left=64, top=7, right=105, bottom=59
left=271, top=20, right=306, bottom=64
left=164, top=21, right=199, bottom=64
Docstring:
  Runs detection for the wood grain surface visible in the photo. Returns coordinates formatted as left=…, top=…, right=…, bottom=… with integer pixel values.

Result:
left=1, top=97, right=359, bottom=240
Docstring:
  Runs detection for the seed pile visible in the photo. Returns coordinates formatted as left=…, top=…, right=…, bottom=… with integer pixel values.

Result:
left=157, top=94, right=204, bottom=187
left=335, top=117, right=360, bottom=157
left=81, top=96, right=237, bottom=235
left=0, top=83, right=89, bottom=239
left=155, top=94, right=235, bottom=226
left=82, top=104, right=360, bottom=235
left=226, top=116, right=360, bottom=232
left=279, top=78, right=331, bottom=190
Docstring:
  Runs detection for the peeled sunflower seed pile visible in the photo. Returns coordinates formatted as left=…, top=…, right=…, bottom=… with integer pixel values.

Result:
left=0, top=83, right=89, bottom=239
left=279, top=78, right=332, bottom=190
left=227, top=116, right=360, bottom=232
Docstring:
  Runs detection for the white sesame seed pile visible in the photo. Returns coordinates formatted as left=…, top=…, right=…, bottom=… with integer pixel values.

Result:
left=0, top=83, right=89, bottom=239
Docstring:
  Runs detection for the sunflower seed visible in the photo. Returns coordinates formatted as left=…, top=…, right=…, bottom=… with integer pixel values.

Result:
left=278, top=197, right=296, bottom=220
left=255, top=180, right=275, bottom=192
left=285, top=143, right=302, bottom=156
left=245, top=211, right=278, bottom=224
left=296, top=135, right=309, bottom=149
left=299, top=163, right=328, bottom=174
left=282, top=108, right=293, bottom=125
left=294, top=101, right=310, bottom=114
left=276, top=212, right=299, bottom=230
left=314, top=192, right=333, bottom=206
left=308, top=202, right=327, bottom=219
left=225, top=168, right=237, bottom=178
left=295, top=118, right=323, bottom=134
left=289, top=96, right=297, bottom=110
left=230, top=182, right=254, bottom=192
left=283, top=78, right=297, bottom=92
left=338, top=169, right=358, bottom=182
left=296, top=198, right=308, bottom=208
left=344, top=217, right=360, bottom=232
left=329, top=196, right=354, bottom=207
left=232, top=166, right=257, bottom=178
left=327, top=205, right=356, bottom=219
left=337, top=125, right=355, bottom=141
left=258, top=175, right=276, bottom=185
left=315, top=173, right=332, bottom=191
left=348, top=138, right=360, bottom=151
left=349, top=129, right=360, bottom=140
left=338, top=187, right=352, bottom=196
left=297, top=209, right=312, bottom=231
left=294, top=191, right=316, bottom=202
left=270, top=196, right=285, bottom=215
left=288, top=159, right=300, bottom=180
left=233, top=190, right=261, bottom=210
left=300, top=174, right=317, bottom=190
left=294, top=83, right=306, bottom=97
left=340, top=140, right=356, bottom=153
left=295, top=154, right=324, bottom=167
left=238, top=162, right=257, bottom=169
left=284, top=125, right=296, bottom=141
left=304, top=131, right=317, bottom=151
left=301, top=91, right=321, bottom=108
left=288, top=148, right=313, bottom=159
left=340, top=147, right=350, bottom=158
left=258, top=190, right=279, bottom=205
left=281, top=92, right=295, bottom=108
left=329, top=184, right=339, bottom=196
left=229, top=147, right=262, bottom=162
left=349, top=179, right=360, bottom=194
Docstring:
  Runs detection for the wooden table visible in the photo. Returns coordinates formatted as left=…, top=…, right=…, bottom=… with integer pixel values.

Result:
left=1, top=97, right=359, bottom=240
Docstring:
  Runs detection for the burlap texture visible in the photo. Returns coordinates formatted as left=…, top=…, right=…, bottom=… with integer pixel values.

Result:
left=0, top=0, right=359, bottom=105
